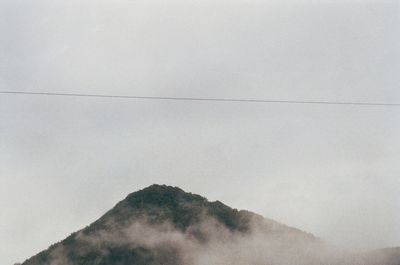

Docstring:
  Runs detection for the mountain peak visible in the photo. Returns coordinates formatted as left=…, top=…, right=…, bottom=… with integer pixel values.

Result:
left=21, top=184, right=319, bottom=265
left=123, top=184, right=207, bottom=208
left=101, top=184, right=251, bottom=233
left=136, top=184, right=184, bottom=193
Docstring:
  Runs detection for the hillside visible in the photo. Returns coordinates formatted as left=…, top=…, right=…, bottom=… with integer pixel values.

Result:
left=21, top=185, right=319, bottom=265
left=20, top=184, right=399, bottom=265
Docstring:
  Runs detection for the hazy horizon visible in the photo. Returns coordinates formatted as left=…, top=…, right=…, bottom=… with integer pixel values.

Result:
left=1, top=0, right=400, bottom=265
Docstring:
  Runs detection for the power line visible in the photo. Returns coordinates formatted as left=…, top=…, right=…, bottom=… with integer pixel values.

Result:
left=1, top=90, right=400, bottom=107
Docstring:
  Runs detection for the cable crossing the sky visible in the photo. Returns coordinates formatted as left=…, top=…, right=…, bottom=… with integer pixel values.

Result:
left=1, top=90, right=400, bottom=107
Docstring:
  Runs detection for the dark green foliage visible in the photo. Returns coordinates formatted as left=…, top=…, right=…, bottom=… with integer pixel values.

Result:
left=20, top=184, right=310, bottom=265
left=92, top=184, right=253, bottom=233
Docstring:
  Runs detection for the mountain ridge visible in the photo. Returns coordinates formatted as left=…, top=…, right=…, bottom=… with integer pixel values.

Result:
left=19, top=184, right=398, bottom=265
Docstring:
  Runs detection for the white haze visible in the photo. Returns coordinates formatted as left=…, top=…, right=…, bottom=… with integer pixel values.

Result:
left=43, top=215, right=390, bottom=265
left=1, top=0, right=400, bottom=265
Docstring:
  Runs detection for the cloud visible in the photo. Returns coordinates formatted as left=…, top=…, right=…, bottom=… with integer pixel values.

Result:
left=40, top=213, right=380, bottom=265
left=2, top=1, right=400, bottom=264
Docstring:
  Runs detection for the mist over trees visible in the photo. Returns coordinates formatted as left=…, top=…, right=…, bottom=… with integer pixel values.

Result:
left=19, top=185, right=400, bottom=265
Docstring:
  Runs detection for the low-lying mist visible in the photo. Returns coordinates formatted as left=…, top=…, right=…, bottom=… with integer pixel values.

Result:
left=43, top=214, right=393, bottom=265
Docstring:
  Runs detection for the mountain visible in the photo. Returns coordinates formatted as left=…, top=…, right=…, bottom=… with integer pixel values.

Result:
left=362, top=247, right=400, bottom=265
left=19, top=184, right=399, bottom=265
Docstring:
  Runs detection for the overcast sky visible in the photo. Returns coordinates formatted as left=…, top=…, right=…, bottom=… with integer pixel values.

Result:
left=1, top=0, right=400, bottom=264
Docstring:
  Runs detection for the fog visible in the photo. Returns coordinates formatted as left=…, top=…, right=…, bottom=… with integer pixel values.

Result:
left=40, top=214, right=391, bottom=265
left=1, top=0, right=400, bottom=265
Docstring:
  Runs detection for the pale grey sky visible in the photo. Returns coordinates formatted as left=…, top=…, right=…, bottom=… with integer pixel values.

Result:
left=1, top=1, right=400, bottom=264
